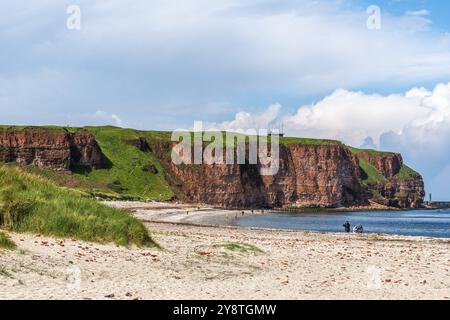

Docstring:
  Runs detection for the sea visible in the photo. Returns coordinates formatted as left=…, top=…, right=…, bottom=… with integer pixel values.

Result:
left=236, top=209, right=450, bottom=238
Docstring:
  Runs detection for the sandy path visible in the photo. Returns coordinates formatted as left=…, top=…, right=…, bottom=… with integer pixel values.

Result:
left=1, top=218, right=449, bottom=300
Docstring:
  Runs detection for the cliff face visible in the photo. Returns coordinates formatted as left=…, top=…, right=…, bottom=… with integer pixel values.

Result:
left=261, top=144, right=367, bottom=208
left=0, top=128, right=109, bottom=171
left=356, top=150, right=425, bottom=208
left=0, top=127, right=425, bottom=209
left=151, top=140, right=424, bottom=209
left=372, top=179, right=425, bottom=209
left=358, top=152, right=403, bottom=178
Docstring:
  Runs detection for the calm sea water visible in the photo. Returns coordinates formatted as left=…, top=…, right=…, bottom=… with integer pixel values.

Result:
left=236, top=209, right=450, bottom=238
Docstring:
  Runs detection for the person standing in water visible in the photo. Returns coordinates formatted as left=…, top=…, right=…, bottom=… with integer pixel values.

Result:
left=343, top=221, right=351, bottom=233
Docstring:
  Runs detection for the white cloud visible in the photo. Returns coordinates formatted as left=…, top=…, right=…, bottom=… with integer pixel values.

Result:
left=93, top=111, right=125, bottom=127
left=204, top=103, right=281, bottom=131
left=282, top=82, right=450, bottom=153
left=283, top=88, right=430, bottom=146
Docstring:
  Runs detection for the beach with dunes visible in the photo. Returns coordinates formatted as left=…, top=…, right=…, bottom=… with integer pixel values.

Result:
left=1, top=202, right=449, bottom=300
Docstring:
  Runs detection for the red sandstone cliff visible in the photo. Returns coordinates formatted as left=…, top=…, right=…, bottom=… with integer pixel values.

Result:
left=0, top=127, right=109, bottom=171
left=356, top=151, right=425, bottom=208
left=0, top=128, right=425, bottom=209
left=150, top=140, right=424, bottom=209
left=358, top=151, right=403, bottom=178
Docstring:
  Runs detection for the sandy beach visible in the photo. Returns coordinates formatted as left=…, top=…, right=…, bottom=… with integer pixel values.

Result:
left=1, top=202, right=449, bottom=300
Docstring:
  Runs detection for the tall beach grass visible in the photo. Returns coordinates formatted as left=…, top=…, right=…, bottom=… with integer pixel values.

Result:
left=0, top=165, right=155, bottom=247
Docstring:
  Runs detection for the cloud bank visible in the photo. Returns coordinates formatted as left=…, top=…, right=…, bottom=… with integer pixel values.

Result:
left=1, top=1, right=450, bottom=128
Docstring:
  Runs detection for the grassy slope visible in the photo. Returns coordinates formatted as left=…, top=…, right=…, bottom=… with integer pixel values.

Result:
left=16, top=126, right=174, bottom=201
left=77, top=126, right=173, bottom=200
left=348, top=146, right=420, bottom=184
left=0, top=165, right=154, bottom=247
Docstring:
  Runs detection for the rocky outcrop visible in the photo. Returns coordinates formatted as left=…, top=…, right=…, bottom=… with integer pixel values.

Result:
left=372, top=179, right=425, bottom=209
left=69, top=129, right=110, bottom=170
left=355, top=150, right=424, bottom=208
left=0, top=127, right=109, bottom=171
left=358, top=151, right=403, bottom=178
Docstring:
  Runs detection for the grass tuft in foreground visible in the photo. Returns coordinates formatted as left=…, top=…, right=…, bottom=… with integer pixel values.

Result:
left=0, top=231, right=16, bottom=250
left=0, top=165, right=155, bottom=247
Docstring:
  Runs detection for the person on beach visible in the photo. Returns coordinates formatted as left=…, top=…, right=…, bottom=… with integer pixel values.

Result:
left=343, top=221, right=351, bottom=233
left=353, top=224, right=364, bottom=234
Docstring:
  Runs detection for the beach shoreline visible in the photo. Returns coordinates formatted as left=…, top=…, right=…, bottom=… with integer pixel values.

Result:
left=1, top=201, right=449, bottom=300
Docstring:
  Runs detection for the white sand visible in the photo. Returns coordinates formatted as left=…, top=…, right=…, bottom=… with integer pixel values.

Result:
left=1, top=202, right=449, bottom=300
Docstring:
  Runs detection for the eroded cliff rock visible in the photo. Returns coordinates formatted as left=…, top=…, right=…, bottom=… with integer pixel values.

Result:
left=150, top=141, right=369, bottom=208
left=0, top=127, right=109, bottom=171
left=358, top=151, right=403, bottom=178
left=371, top=179, right=425, bottom=209
left=149, top=139, right=424, bottom=209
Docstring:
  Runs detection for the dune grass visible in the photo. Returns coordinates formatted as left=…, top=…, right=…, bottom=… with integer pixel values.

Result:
left=0, top=165, right=155, bottom=247
left=0, top=231, right=16, bottom=250
left=214, top=242, right=264, bottom=254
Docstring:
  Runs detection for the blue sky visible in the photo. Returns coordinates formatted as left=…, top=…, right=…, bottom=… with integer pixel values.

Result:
left=1, top=0, right=450, bottom=198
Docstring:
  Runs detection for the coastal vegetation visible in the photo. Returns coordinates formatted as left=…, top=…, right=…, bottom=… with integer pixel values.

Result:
left=0, top=165, right=155, bottom=247
left=0, top=231, right=16, bottom=250
left=214, top=242, right=264, bottom=254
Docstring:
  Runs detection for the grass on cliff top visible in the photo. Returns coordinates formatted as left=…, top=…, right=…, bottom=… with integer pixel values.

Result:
left=12, top=126, right=175, bottom=201
left=76, top=126, right=174, bottom=201
left=168, top=130, right=340, bottom=147
left=280, top=136, right=341, bottom=146
left=349, top=146, right=421, bottom=184
left=0, top=165, right=155, bottom=247
left=0, top=125, right=68, bottom=133
left=348, top=146, right=397, bottom=157
left=395, top=165, right=421, bottom=180
left=0, top=231, right=16, bottom=250
left=358, top=157, right=386, bottom=185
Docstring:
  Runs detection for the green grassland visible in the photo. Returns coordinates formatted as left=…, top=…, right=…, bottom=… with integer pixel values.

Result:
left=348, top=146, right=421, bottom=184
left=0, top=165, right=155, bottom=247
left=74, top=126, right=174, bottom=201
